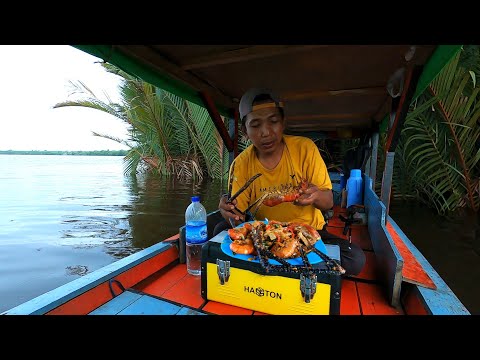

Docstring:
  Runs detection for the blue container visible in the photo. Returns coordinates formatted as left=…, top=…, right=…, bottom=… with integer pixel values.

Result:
left=346, top=169, right=363, bottom=207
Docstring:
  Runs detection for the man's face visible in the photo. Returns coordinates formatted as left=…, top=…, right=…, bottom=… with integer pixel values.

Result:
left=244, top=105, right=285, bottom=155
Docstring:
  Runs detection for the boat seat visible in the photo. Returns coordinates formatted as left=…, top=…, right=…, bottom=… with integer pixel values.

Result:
left=89, top=289, right=209, bottom=315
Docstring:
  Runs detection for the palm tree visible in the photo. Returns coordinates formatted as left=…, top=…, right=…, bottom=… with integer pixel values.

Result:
left=391, top=47, right=480, bottom=215
left=54, top=63, right=227, bottom=181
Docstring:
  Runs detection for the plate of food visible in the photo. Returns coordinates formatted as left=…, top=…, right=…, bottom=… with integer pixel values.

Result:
left=221, top=219, right=328, bottom=265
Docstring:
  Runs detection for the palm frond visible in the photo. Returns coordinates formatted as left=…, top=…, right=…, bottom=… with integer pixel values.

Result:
left=394, top=48, right=480, bottom=214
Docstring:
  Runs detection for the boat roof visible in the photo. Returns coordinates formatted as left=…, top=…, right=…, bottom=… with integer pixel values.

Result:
left=74, top=45, right=462, bottom=137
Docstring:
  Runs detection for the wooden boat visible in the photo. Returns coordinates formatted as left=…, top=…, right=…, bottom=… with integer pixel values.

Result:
left=2, top=45, right=470, bottom=315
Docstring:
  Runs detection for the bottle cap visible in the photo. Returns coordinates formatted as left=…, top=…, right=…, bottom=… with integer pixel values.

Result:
left=350, top=169, right=362, bottom=178
left=191, top=195, right=200, bottom=202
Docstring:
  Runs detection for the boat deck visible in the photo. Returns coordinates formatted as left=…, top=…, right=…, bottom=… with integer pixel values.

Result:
left=90, top=206, right=404, bottom=315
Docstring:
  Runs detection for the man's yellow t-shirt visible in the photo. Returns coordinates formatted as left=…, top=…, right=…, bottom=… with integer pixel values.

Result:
left=229, top=135, right=332, bottom=230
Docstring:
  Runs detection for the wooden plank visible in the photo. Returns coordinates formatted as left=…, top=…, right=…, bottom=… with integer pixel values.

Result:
left=380, top=152, right=395, bottom=216
left=3, top=242, right=177, bottom=315
left=363, top=176, right=403, bottom=308
left=386, top=221, right=436, bottom=290
left=46, top=245, right=179, bottom=315
left=288, top=113, right=372, bottom=122
left=340, top=280, right=361, bottom=315
left=181, top=45, right=324, bottom=70
left=117, top=294, right=182, bottom=315
left=287, top=121, right=372, bottom=131
left=282, top=87, right=386, bottom=100
left=90, top=288, right=208, bottom=315
left=199, top=91, right=234, bottom=152
left=202, top=301, right=255, bottom=315
left=135, top=262, right=188, bottom=296
left=161, top=267, right=205, bottom=309
left=176, top=307, right=209, bottom=315
left=356, top=282, right=404, bottom=315
left=369, top=133, right=379, bottom=187
left=385, top=66, right=423, bottom=152
left=89, top=291, right=142, bottom=315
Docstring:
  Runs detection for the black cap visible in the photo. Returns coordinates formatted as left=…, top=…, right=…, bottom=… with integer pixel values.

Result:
left=239, top=87, right=284, bottom=121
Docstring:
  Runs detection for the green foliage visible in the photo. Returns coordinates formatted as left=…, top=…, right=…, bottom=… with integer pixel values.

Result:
left=0, top=150, right=127, bottom=156
left=54, top=63, right=229, bottom=180
left=390, top=47, right=480, bottom=215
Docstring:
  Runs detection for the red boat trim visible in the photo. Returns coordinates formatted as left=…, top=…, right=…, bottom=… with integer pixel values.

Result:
left=47, top=245, right=179, bottom=315
left=386, top=221, right=436, bottom=290
left=2, top=241, right=179, bottom=315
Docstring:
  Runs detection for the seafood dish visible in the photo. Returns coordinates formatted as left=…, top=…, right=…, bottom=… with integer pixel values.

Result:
left=221, top=220, right=329, bottom=267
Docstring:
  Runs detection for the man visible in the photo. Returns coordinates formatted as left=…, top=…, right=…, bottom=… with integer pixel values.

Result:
left=215, top=88, right=365, bottom=276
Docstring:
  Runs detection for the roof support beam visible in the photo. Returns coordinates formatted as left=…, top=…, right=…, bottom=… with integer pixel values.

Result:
left=381, top=65, right=423, bottom=220
left=199, top=91, right=234, bottom=153
left=385, top=65, right=423, bottom=152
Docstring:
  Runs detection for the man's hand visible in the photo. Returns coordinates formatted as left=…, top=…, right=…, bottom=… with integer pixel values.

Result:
left=295, top=183, right=333, bottom=211
left=219, top=194, right=245, bottom=226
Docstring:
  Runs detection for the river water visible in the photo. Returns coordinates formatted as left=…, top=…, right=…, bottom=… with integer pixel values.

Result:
left=1, top=154, right=478, bottom=314
left=0, top=155, right=224, bottom=313
left=389, top=201, right=480, bottom=315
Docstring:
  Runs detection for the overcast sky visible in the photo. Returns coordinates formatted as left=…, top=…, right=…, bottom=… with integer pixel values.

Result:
left=0, top=45, right=129, bottom=151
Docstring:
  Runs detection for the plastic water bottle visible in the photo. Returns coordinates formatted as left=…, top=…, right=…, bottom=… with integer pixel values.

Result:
left=346, top=169, right=363, bottom=208
left=185, top=195, right=208, bottom=276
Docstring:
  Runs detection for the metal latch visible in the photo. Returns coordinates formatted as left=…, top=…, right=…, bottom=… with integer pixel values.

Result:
left=216, top=259, right=230, bottom=285
left=300, top=273, right=317, bottom=303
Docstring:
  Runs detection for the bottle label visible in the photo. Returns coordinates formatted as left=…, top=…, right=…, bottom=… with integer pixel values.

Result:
left=186, top=220, right=208, bottom=244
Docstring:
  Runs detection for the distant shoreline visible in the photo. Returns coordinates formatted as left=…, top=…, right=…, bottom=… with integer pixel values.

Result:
left=0, top=150, right=127, bottom=156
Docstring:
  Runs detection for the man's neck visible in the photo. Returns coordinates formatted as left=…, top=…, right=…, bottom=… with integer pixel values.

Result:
left=255, top=140, right=285, bottom=170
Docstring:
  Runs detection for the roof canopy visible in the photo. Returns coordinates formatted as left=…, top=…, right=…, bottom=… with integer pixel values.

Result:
left=74, top=45, right=461, bottom=137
